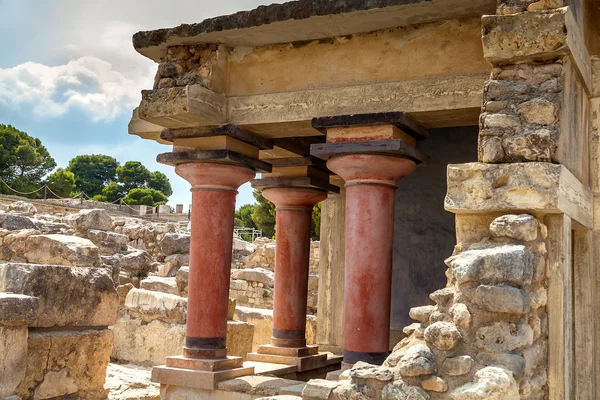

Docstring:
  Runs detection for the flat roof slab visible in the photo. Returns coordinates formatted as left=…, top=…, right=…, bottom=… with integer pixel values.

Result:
left=133, top=0, right=496, bottom=61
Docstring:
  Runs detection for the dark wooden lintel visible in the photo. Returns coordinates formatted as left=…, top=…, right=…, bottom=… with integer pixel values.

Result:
left=273, top=137, right=326, bottom=157
left=157, top=150, right=272, bottom=172
left=311, top=112, right=429, bottom=140
left=251, top=176, right=340, bottom=194
left=161, top=124, right=274, bottom=150
left=261, top=156, right=328, bottom=170
left=310, top=139, right=429, bottom=165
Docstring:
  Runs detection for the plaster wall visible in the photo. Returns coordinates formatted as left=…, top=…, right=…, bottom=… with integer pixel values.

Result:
left=391, top=126, right=479, bottom=329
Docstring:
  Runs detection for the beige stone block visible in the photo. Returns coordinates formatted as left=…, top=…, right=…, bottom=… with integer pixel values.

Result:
left=0, top=293, right=38, bottom=324
left=138, top=85, right=227, bottom=129
left=227, top=320, right=254, bottom=359
left=445, top=162, right=592, bottom=229
left=125, top=288, right=187, bottom=324
left=8, top=234, right=100, bottom=267
left=16, top=329, right=113, bottom=400
left=217, top=375, right=301, bottom=397
left=0, top=263, right=118, bottom=328
left=152, top=365, right=254, bottom=390
left=139, top=276, right=179, bottom=296
left=0, top=326, right=27, bottom=398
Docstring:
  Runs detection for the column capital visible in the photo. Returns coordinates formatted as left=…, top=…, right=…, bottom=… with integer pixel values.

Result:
left=327, top=154, right=417, bottom=187
left=262, top=187, right=327, bottom=210
left=175, top=162, right=255, bottom=191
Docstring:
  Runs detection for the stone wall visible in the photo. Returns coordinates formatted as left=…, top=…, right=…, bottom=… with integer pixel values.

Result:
left=305, top=214, right=548, bottom=399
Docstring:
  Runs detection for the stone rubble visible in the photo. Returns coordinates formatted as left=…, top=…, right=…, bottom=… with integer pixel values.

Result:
left=304, top=214, right=548, bottom=400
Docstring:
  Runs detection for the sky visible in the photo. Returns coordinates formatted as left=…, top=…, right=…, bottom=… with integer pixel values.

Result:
left=0, top=0, right=276, bottom=211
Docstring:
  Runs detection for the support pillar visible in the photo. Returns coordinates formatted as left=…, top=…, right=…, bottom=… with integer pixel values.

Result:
left=247, top=187, right=330, bottom=372
left=327, top=154, right=417, bottom=367
left=152, top=162, right=256, bottom=389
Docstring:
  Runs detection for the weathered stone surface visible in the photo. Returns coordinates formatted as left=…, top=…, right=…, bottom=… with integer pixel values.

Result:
left=396, top=344, right=436, bottom=377
left=302, top=378, right=341, bottom=399
left=475, top=320, right=534, bottom=352
left=0, top=326, right=27, bottom=398
left=445, top=245, right=531, bottom=286
left=475, top=352, right=525, bottom=378
left=87, top=229, right=129, bottom=254
left=471, top=285, right=529, bottom=314
left=441, top=355, right=473, bottom=376
left=0, top=293, right=38, bottom=324
left=349, top=362, right=394, bottom=382
left=120, top=249, right=154, bottom=276
left=9, top=234, right=101, bottom=267
left=17, top=329, right=113, bottom=400
left=424, top=322, right=462, bottom=351
left=175, top=266, right=189, bottom=296
left=449, top=303, right=471, bottom=329
left=63, top=208, right=113, bottom=232
left=7, top=201, right=37, bottom=215
left=421, top=376, right=448, bottom=393
left=218, top=376, right=301, bottom=397
left=125, top=288, right=187, bottom=324
left=382, top=381, right=429, bottom=400
left=482, top=9, right=568, bottom=64
left=489, top=214, right=538, bottom=241
left=430, top=287, right=454, bottom=306
left=231, top=267, right=274, bottom=288
left=409, top=305, right=435, bottom=323
left=0, top=263, right=118, bottom=328
left=140, top=276, right=179, bottom=295
left=451, top=367, right=520, bottom=399
left=246, top=242, right=275, bottom=270
left=159, top=233, right=190, bottom=255
left=0, top=214, right=36, bottom=231
left=104, top=363, right=160, bottom=400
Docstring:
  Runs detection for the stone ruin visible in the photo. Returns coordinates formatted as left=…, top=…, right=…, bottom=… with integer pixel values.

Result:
left=3, top=0, right=600, bottom=398
left=0, top=199, right=320, bottom=399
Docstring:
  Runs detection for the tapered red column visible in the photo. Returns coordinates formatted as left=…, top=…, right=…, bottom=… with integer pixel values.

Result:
left=327, top=154, right=417, bottom=366
left=262, top=188, right=327, bottom=348
left=175, top=162, right=255, bottom=359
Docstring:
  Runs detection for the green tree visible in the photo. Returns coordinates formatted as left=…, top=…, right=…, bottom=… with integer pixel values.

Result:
left=251, top=190, right=276, bottom=238
left=117, top=161, right=150, bottom=193
left=0, top=124, right=56, bottom=195
left=123, top=188, right=167, bottom=206
left=311, top=203, right=321, bottom=241
left=235, top=203, right=258, bottom=241
left=46, top=169, right=76, bottom=198
left=67, top=154, right=118, bottom=197
left=148, top=171, right=173, bottom=197
left=101, top=182, right=126, bottom=202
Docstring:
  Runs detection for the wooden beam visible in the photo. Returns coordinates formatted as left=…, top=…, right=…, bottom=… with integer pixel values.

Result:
left=157, top=150, right=272, bottom=172
left=251, top=176, right=339, bottom=194
left=161, top=124, right=274, bottom=150
left=312, top=112, right=429, bottom=140
left=545, top=214, right=573, bottom=400
left=310, top=139, right=428, bottom=165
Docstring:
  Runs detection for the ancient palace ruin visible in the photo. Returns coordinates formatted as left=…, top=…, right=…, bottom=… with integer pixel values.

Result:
left=1, top=0, right=600, bottom=399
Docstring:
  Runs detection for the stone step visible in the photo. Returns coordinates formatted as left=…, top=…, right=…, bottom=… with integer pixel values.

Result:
left=243, top=361, right=297, bottom=376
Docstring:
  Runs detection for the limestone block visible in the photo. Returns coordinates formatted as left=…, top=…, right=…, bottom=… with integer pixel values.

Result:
left=302, top=379, right=341, bottom=399
left=0, top=263, right=118, bottom=328
left=63, top=208, right=113, bottom=232
left=226, top=320, right=254, bottom=359
left=482, top=9, right=569, bottom=64
left=120, top=249, right=155, bottom=276
left=423, top=322, right=462, bottom=351
left=0, top=214, right=36, bottom=231
left=138, top=85, right=226, bottom=128
left=16, top=329, right=112, bottom=399
left=87, top=229, right=129, bottom=254
left=176, top=266, right=189, bottom=296
left=445, top=245, right=532, bottom=286
left=140, top=276, right=179, bottom=295
left=9, top=234, right=101, bottom=267
left=445, top=163, right=592, bottom=229
left=7, top=201, right=37, bottom=215
left=451, top=367, right=520, bottom=400
left=246, top=241, right=275, bottom=270
left=125, top=288, right=187, bottom=324
left=159, top=233, right=190, bottom=256
left=409, top=305, right=435, bottom=323
left=381, top=381, right=429, bottom=400
left=232, top=237, right=254, bottom=256
left=470, top=284, right=530, bottom=314
left=489, top=214, right=538, bottom=241
left=110, top=313, right=185, bottom=366
left=230, top=267, right=274, bottom=288
left=475, top=352, right=525, bottom=378
left=162, top=253, right=189, bottom=277
left=218, top=376, right=302, bottom=398
left=0, top=325, right=27, bottom=398
left=0, top=293, right=38, bottom=324
left=449, top=303, right=471, bottom=329
left=441, top=355, right=473, bottom=376
left=475, top=319, right=534, bottom=352
left=421, top=376, right=448, bottom=393
left=396, top=344, right=435, bottom=377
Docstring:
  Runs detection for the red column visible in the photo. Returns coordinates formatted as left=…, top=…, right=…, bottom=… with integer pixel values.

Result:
left=327, top=154, right=416, bottom=366
left=262, top=188, right=327, bottom=348
left=175, top=163, right=255, bottom=359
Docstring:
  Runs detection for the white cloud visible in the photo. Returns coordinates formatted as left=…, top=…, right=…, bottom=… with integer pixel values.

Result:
left=0, top=21, right=154, bottom=122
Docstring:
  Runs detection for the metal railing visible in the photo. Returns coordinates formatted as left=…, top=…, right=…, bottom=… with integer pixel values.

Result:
left=234, top=227, right=263, bottom=242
